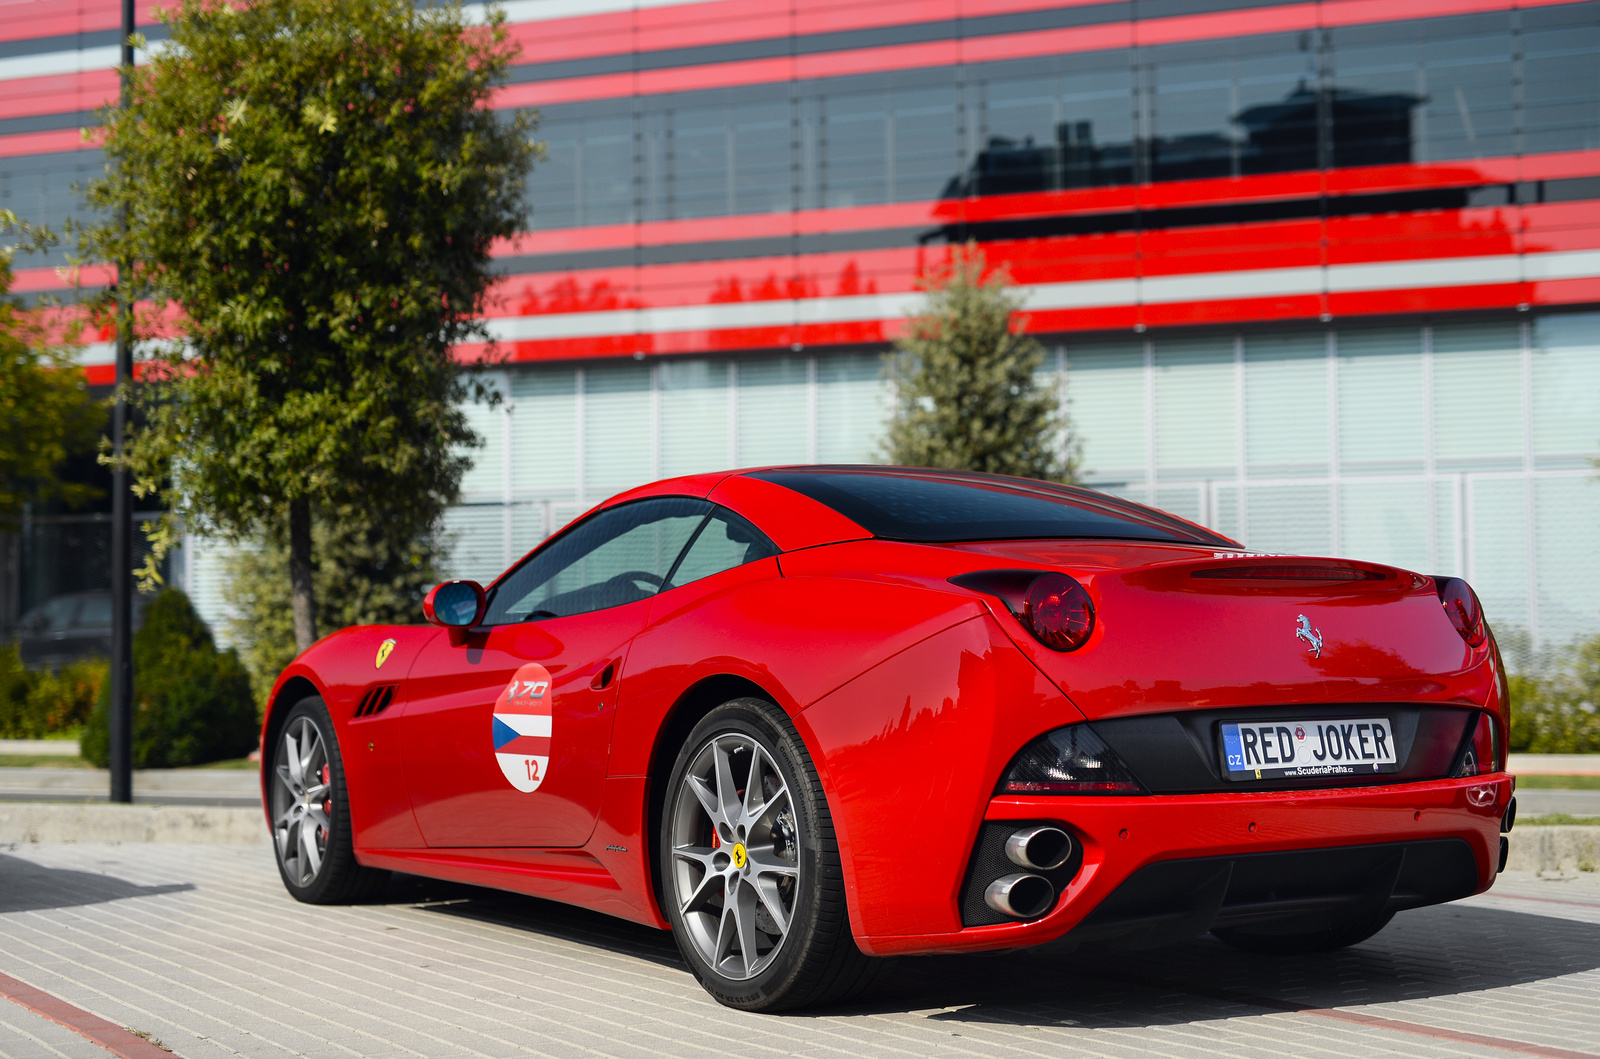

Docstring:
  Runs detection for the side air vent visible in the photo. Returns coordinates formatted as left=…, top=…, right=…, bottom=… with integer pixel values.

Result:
left=1192, top=564, right=1386, bottom=582
left=354, top=684, right=397, bottom=718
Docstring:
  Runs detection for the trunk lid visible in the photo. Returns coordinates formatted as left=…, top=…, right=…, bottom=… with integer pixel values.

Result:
left=949, top=540, right=1490, bottom=721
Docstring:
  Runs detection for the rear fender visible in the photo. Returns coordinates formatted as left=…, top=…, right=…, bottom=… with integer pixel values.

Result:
left=795, top=613, right=1085, bottom=944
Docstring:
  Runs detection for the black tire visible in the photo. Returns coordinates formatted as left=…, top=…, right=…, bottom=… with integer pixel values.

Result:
left=1212, top=909, right=1395, bottom=955
left=268, top=696, right=389, bottom=904
left=659, top=697, right=878, bottom=1011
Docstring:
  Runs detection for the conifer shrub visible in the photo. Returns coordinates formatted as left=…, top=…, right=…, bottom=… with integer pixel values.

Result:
left=82, top=589, right=257, bottom=768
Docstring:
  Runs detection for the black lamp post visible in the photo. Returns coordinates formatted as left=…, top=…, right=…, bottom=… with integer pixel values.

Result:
left=108, top=0, right=135, bottom=804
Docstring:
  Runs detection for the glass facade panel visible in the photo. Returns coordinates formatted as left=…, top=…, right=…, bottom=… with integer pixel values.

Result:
left=1152, top=336, right=1235, bottom=475
left=1469, top=476, right=1531, bottom=634
left=520, top=12, right=1600, bottom=228
left=1431, top=321, right=1523, bottom=467
left=0, top=151, right=108, bottom=266
left=1530, top=313, right=1600, bottom=462
left=1336, top=328, right=1425, bottom=472
left=673, top=104, right=731, bottom=219
left=1243, top=331, right=1327, bottom=477
left=737, top=357, right=811, bottom=465
left=1067, top=340, right=1145, bottom=482
left=510, top=369, right=578, bottom=501
left=584, top=363, right=653, bottom=498
left=820, top=91, right=889, bottom=209
left=1535, top=475, right=1600, bottom=646
left=659, top=360, right=731, bottom=478
left=457, top=383, right=507, bottom=500
left=1521, top=5, right=1600, bottom=155
left=894, top=85, right=962, bottom=202
left=1246, top=483, right=1333, bottom=555
left=1340, top=481, right=1431, bottom=574
left=1058, top=54, right=1136, bottom=188
left=734, top=100, right=793, bottom=215
left=816, top=353, right=887, bottom=463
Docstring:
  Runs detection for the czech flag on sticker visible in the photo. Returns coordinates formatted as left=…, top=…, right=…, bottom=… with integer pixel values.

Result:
left=493, top=662, right=553, bottom=793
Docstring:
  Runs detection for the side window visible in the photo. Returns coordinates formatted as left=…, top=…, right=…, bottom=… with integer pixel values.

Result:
left=484, top=498, right=710, bottom=625
left=665, top=508, right=779, bottom=590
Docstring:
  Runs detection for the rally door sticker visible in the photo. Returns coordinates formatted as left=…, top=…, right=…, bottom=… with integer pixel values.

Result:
left=493, top=663, right=553, bottom=792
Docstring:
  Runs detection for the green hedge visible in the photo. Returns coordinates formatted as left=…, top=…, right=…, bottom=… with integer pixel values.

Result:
left=81, top=589, right=258, bottom=768
left=0, top=642, right=106, bottom=738
left=1509, top=636, right=1600, bottom=754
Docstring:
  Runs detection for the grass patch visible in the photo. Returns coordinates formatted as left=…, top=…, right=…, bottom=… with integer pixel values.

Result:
left=1515, top=773, right=1600, bottom=789
left=0, top=754, right=92, bottom=768
left=1519, top=813, right=1600, bottom=826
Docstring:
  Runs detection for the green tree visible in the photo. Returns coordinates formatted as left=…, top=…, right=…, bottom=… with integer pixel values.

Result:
left=226, top=504, right=443, bottom=708
left=82, top=588, right=256, bottom=767
left=0, top=211, right=105, bottom=526
left=883, top=243, right=1077, bottom=481
left=82, top=0, right=538, bottom=652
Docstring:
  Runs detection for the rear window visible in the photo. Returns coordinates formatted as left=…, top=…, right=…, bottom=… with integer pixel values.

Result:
left=746, top=469, right=1229, bottom=544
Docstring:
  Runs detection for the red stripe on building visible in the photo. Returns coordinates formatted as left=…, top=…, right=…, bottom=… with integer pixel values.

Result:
left=0, top=70, right=119, bottom=122
left=0, top=127, right=97, bottom=159
left=0, top=0, right=163, bottom=44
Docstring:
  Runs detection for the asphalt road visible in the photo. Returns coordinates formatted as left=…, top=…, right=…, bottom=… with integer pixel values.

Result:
left=0, top=844, right=1597, bottom=1059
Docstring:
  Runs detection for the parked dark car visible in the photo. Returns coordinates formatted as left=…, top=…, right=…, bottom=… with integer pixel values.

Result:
left=16, top=592, right=147, bottom=668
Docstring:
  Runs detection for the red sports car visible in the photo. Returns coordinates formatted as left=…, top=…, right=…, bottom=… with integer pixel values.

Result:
left=262, top=466, right=1513, bottom=1011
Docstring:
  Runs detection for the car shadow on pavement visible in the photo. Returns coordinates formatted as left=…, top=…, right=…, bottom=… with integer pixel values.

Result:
left=375, top=872, right=1600, bottom=1025
left=379, top=872, right=686, bottom=970
left=861, top=903, right=1600, bottom=1026
left=0, top=852, right=195, bottom=914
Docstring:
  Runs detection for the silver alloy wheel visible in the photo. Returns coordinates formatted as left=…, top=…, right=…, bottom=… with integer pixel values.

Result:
left=272, top=715, right=331, bottom=887
left=669, top=732, right=801, bottom=981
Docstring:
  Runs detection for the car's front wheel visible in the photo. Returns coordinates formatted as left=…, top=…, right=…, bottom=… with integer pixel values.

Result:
left=269, top=696, right=389, bottom=904
left=660, top=697, right=876, bottom=1011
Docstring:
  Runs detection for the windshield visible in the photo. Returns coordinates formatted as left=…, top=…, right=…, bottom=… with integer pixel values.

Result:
left=746, top=468, right=1230, bottom=545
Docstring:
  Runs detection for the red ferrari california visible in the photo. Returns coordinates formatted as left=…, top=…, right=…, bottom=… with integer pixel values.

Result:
left=263, top=466, right=1513, bottom=1011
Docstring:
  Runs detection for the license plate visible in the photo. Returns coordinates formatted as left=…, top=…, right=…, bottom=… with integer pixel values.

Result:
left=1220, top=718, right=1399, bottom=780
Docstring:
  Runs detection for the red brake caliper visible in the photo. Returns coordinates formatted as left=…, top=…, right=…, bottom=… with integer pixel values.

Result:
left=320, top=764, right=332, bottom=841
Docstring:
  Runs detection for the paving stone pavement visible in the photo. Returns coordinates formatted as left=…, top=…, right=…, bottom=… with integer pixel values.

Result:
left=0, top=844, right=1597, bottom=1059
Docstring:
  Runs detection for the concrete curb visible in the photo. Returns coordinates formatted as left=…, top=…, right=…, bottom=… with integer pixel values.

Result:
left=0, top=803, right=267, bottom=846
left=1506, top=826, right=1600, bottom=873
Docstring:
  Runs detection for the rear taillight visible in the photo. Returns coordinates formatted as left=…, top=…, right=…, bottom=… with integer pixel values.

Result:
left=1023, top=573, right=1095, bottom=652
left=999, top=725, right=1142, bottom=794
left=1452, top=711, right=1500, bottom=777
left=1435, top=576, right=1486, bottom=648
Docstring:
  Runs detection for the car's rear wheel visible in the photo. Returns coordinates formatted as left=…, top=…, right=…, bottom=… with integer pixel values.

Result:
left=269, top=696, right=389, bottom=904
left=660, top=697, right=877, bottom=1011
left=1212, top=909, right=1395, bottom=955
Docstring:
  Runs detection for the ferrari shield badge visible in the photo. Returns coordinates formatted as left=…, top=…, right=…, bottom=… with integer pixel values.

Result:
left=374, top=638, right=396, bottom=669
left=494, top=662, right=553, bottom=792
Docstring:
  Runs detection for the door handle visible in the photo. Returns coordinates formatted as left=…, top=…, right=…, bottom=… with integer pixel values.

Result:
left=590, top=661, right=616, bottom=691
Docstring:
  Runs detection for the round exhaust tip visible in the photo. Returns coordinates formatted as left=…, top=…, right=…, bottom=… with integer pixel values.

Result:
left=1005, top=826, right=1073, bottom=871
left=984, top=873, right=1056, bottom=919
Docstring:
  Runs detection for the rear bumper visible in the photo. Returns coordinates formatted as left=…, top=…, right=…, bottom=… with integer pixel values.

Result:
left=855, top=772, right=1511, bottom=956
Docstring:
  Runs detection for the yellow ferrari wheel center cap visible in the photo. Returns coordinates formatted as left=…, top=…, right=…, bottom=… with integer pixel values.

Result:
left=731, top=843, right=747, bottom=870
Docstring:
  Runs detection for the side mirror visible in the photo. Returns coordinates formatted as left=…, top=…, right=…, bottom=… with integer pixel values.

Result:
left=423, top=580, right=486, bottom=645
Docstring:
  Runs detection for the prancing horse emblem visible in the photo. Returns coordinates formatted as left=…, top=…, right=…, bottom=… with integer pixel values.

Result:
left=1295, top=614, right=1323, bottom=658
